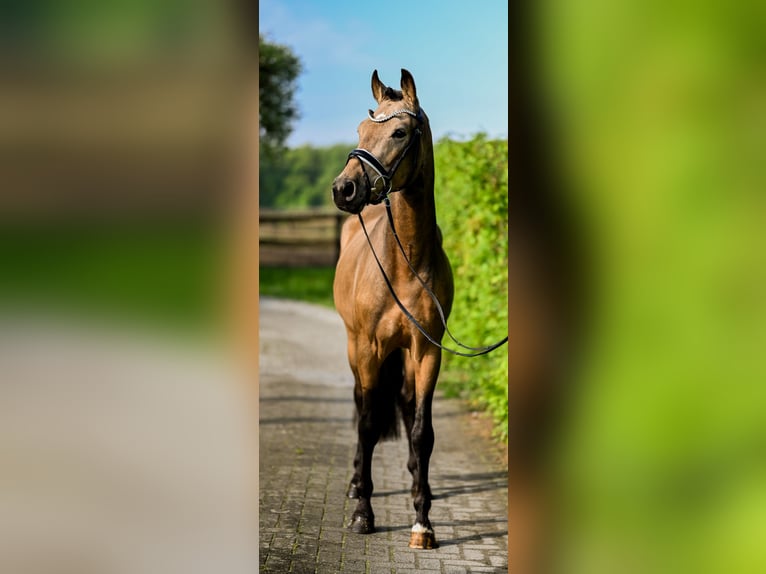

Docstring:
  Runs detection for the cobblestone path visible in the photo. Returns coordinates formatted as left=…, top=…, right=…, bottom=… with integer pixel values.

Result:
left=259, top=298, right=508, bottom=573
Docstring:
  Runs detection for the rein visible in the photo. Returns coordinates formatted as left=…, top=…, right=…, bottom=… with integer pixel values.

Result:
left=358, top=199, right=509, bottom=358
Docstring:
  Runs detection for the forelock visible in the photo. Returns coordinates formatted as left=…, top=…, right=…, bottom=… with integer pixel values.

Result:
left=383, top=87, right=403, bottom=101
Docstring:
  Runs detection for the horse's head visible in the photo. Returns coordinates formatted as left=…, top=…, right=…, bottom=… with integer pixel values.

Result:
left=332, top=69, right=430, bottom=214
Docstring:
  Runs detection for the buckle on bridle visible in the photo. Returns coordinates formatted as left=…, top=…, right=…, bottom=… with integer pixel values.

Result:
left=371, top=174, right=392, bottom=201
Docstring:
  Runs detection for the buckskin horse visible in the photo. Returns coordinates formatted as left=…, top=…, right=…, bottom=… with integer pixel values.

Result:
left=331, top=68, right=451, bottom=549
left=331, top=68, right=506, bottom=549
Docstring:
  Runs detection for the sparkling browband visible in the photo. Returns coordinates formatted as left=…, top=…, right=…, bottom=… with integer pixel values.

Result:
left=367, top=108, right=419, bottom=123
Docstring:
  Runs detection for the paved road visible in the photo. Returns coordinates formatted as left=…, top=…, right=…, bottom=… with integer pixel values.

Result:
left=259, top=297, right=508, bottom=573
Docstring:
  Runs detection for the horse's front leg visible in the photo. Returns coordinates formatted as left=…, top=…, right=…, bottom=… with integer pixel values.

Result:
left=347, top=382, right=364, bottom=499
left=347, top=350, right=382, bottom=534
left=398, top=354, right=418, bottom=492
left=408, top=348, right=441, bottom=549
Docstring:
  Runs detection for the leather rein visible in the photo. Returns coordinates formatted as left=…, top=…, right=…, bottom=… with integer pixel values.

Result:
left=347, top=108, right=509, bottom=358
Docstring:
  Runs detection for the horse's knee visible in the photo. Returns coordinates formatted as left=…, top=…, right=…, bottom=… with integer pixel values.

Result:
left=357, top=407, right=380, bottom=444
left=407, top=455, right=417, bottom=475
left=411, top=420, right=434, bottom=456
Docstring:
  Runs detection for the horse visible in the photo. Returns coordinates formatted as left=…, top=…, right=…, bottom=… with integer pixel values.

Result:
left=330, top=68, right=453, bottom=549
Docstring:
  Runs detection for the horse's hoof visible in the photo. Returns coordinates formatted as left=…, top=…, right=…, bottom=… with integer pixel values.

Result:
left=408, top=524, right=437, bottom=549
left=346, top=483, right=360, bottom=499
left=349, top=514, right=375, bottom=534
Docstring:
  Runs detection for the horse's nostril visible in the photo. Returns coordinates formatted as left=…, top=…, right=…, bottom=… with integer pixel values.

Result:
left=342, top=181, right=356, bottom=201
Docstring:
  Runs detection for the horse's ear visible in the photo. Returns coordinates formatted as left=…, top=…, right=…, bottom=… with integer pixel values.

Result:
left=400, top=68, right=419, bottom=108
left=371, top=70, right=386, bottom=104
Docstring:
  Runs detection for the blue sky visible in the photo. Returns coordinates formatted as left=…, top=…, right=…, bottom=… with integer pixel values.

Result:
left=259, top=0, right=508, bottom=147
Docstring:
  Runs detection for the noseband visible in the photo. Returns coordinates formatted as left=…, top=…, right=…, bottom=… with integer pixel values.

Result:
left=346, top=108, right=424, bottom=204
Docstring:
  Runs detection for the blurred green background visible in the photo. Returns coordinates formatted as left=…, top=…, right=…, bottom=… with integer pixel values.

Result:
left=536, top=0, right=766, bottom=572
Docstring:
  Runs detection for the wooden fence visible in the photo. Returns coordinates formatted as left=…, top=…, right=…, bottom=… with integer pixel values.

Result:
left=259, top=208, right=349, bottom=267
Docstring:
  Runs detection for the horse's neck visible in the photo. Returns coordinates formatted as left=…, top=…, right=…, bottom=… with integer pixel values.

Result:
left=387, top=182, right=439, bottom=268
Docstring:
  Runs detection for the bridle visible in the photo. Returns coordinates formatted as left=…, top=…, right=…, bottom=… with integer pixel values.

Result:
left=348, top=107, right=509, bottom=358
left=346, top=108, right=424, bottom=204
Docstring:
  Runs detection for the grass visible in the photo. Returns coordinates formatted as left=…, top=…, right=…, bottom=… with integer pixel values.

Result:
left=258, top=266, right=336, bottom=308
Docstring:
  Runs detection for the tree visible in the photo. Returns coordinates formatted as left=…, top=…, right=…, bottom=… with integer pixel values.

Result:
left=259, top=34, right=302, bottom=157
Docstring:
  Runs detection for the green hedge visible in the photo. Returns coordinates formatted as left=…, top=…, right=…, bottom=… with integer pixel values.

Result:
left=434, top=135, right=508, bottom=441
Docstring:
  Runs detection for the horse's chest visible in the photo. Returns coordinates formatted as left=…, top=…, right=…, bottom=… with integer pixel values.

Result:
left=334, top=221, right=449, bottom=352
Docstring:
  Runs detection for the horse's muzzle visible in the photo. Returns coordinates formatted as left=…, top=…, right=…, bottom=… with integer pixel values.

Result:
left=332, top=175, right=367, bottom=214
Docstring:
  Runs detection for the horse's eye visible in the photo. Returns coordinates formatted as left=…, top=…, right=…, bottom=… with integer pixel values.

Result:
left=392, top=129, right=407, bottom=139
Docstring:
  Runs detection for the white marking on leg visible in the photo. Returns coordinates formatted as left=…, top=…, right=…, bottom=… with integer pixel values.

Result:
left=411, top=522, right=433, bottom=534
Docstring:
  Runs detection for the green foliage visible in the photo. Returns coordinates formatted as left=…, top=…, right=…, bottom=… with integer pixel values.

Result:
left=259, top=267, right=336, bottom=308
left=434, top=135, right=509, bottom=441
left=260, top=143, right=352, bottom=208
left=537, top=0, right=766, bottom=571
left=259, top=34, right=302, bottom=158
